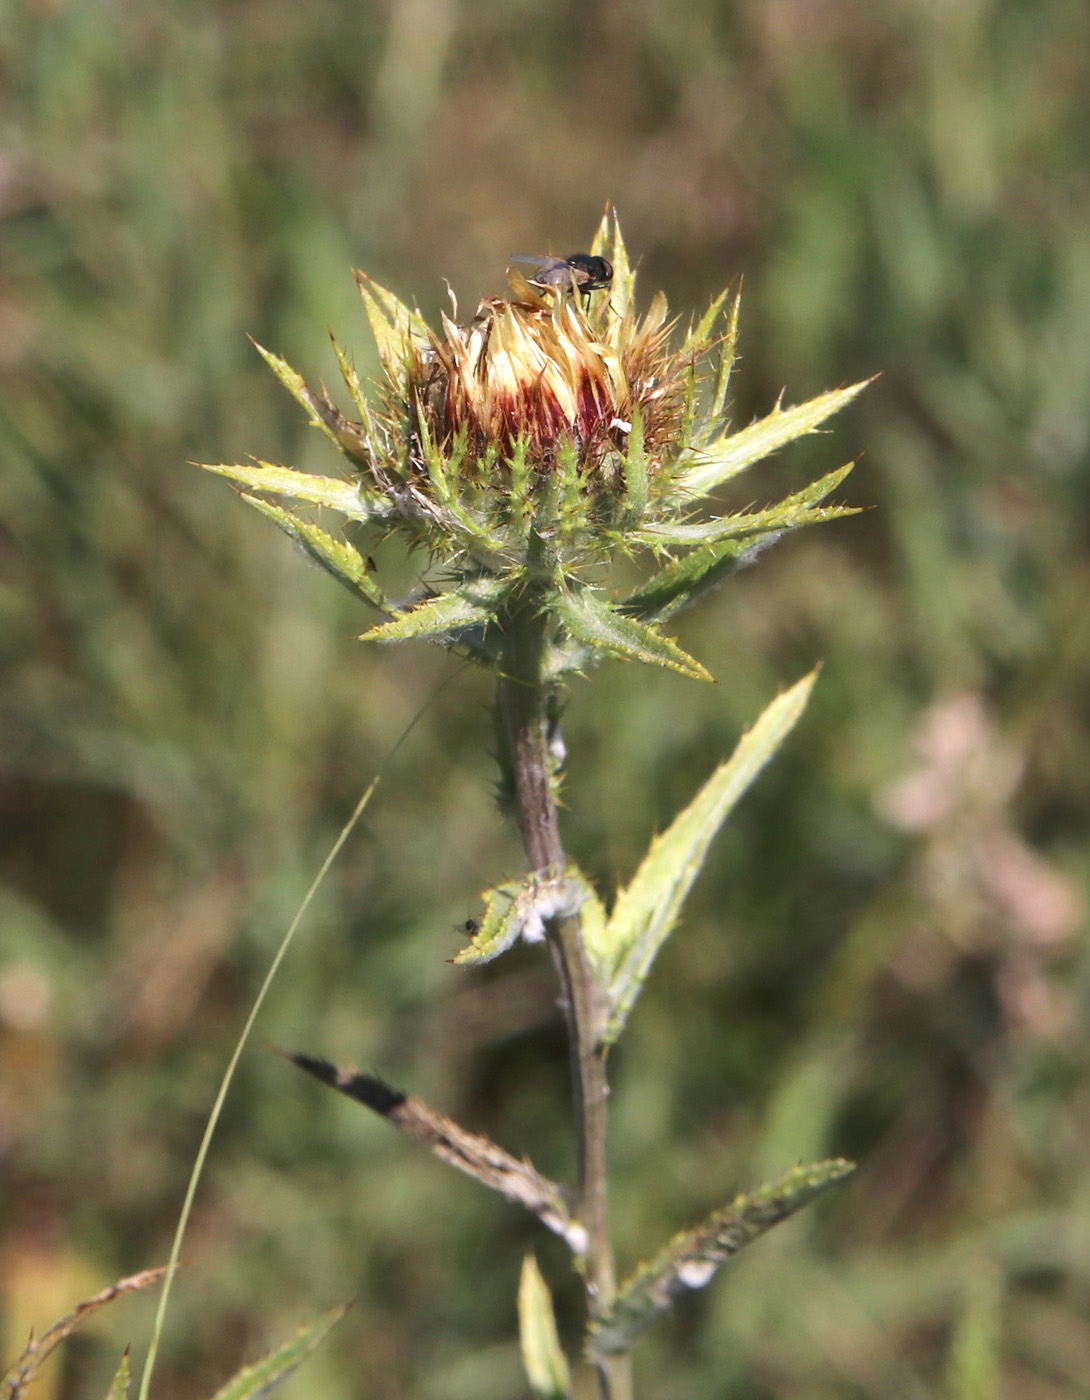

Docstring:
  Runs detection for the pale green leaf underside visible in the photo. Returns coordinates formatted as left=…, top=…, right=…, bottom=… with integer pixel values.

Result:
left=588, top=1159, right=855, bottom=1358
left=104, top=1352, right=130, bottom=1400
left=679, top=380, right=872, bottom=498
left=592, top=670, right=819, bottom=1043
left=518, top=1254, right=572, bottom=1400
left=200, top=460, right=380, bottom=521
left=241, top=497, right=394, bottom=613
left=551, top=588, right=713, bottom=683
left=207, top=1304, right=350, bottom=1400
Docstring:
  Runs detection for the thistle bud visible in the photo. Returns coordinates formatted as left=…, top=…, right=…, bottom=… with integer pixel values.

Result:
left=203, top=213, right=868, bottom=681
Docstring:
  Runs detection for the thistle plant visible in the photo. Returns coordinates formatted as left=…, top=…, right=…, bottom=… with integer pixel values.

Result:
left=202, top=211, right=868, bottom=1399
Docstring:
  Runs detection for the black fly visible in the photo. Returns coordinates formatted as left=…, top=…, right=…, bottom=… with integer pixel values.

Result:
left=511, top=253, right=614, bottom=297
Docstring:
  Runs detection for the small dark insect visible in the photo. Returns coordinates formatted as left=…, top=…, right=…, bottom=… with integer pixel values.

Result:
left=511, top=252, right=614, bottom=296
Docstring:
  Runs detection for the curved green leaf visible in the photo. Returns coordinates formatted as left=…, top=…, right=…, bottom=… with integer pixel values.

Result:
left=329, top=332, right=376, bottom=427
left=241, top=497, right=394, bottom=612
left=622, top=532, right=779, bottom=623
left=519, top=1254, right=572, bottom=1400
left=207, top=1305, right=350, bottom=1400
left=251, top=341, right=342, bottom=447
left=625, top=464, right=860, bottom=621
left=588, top=1159, right=855, bottom=1358
left=638, top=463, right=858, bottom=547
left=700, top=285, right=742, bottom=433
left=358, top=576, right=510, bottom=645
left=201, top=461, right=383, bottom=521
left=678, top=380, right=872, bottom=497
left=355, top=272, right=433, bottom=372
left=593, top=671, right=818, bottom=1042
left=680, top=285, right=733, bottom=362
left=104, top=1351, right=131, bottom=1400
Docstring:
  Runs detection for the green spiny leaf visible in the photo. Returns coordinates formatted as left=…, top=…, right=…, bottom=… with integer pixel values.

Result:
left=639, top=463, right=858, bottom=547
left=622, top=532, right=776, bottom=623
left=596, top=671, right=818, bottom=1042
left=200, top=460, right=385, bottom=522
left=679, top=379, right=873, bottom=498
left=621, top=402, right=649, bottom=524
left=329, top=332, right=374, bottom=425
left=637, top=499, right=858, bottom=550
left=207, top=1304, right=350, bottom=1400
left=591, top=208, right=635, bottom=334
left=415, top=422, right=514, bottom=563
left=588, top=1159, right=855, bottom=1358
left=358, top=576, right=511, bottom=646
left=681, top=285, right=732, bottom=360
left=250, top=341, right=344, bottom=448
left=675, top=287, right=735, bottom=458
left=519, top=1255, right=572, bottom=1400
left=103, top=1351, right=130, bottom=1400
left=551, top=587, right=713, bottom=683
left=355, top=272, right=432, bottom=372
left=625, top=464, right=858, bottom=622
left=555, top=435, right=589, bottom=524
left=703, top=285, right=742, bottom=433
left=240, top=497, right=394, bottom=613
left=244, top=342, right=382, bottom=466
left=541, top=634, right=601, bottom=684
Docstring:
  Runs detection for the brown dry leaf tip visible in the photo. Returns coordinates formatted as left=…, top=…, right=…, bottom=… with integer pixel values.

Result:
left=399, top=268, right=687, bottom=486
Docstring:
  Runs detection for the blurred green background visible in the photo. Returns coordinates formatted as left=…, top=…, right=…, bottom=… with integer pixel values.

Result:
left=2, top=0, right=1089, bottom=1396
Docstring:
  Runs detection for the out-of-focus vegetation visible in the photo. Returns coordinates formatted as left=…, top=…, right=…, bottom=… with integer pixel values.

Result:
left=2, top=1, right=1088, bottom=1397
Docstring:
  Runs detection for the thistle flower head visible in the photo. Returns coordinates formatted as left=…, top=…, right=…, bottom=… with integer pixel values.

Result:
left=410, top=265, right=681, bottom=492
left=204, top=212, right=869, bottom=681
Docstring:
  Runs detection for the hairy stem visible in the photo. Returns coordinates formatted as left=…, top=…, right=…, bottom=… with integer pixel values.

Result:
left=498, top=594, right=632, bottom=1400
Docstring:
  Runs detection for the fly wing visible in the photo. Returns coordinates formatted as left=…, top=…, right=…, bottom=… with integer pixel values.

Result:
left=510, top=255, right=574, bottom=288
left=510, top=255, right=561, bottom=271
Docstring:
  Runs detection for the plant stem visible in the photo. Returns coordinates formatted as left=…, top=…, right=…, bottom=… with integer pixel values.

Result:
left=498, top=595, right=633, bottom=1400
